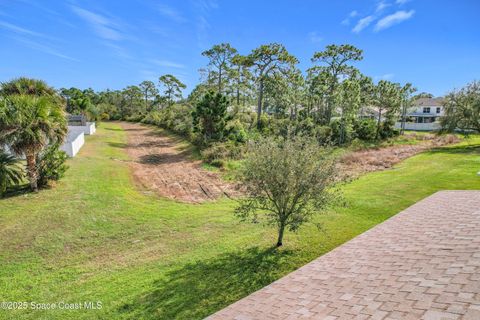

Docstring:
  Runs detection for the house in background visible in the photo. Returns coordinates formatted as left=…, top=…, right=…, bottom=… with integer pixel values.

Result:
left=395, top=97, right=444, bottom=131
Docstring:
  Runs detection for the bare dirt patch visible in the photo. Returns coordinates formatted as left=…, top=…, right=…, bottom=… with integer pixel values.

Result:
left=119, top=122, right=238, bottom=203
left=340, top=133, right=459, bottom=178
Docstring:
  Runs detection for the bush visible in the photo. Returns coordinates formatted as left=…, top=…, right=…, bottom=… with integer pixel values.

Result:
left=125, top=114, right=144, bottom=122
left=226, top=119, right=248, bottom=143
left=378, top=122, right=399, bottom=140
left=314, top=125, right=333, bottom=145
left=37, top=145, right=68, bottom=187
left=330, top=119, right=353, bottom=145
left=235, top=112, right=257, bottom=130
left=0, top=151, right=24, bottom=195
left=141, top=105, right=194, bottom=139
left=353, top=119, right=377, bottom=141
left=201, top=141, right=244, bottom=167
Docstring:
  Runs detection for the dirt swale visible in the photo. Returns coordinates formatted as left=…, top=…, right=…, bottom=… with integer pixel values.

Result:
left=119, top=122, right=237, bottom=203
left=340, top=133, right=460, bottom=178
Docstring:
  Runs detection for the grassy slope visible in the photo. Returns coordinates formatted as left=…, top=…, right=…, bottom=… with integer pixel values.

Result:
left=0, top=122, right=479, bottom=320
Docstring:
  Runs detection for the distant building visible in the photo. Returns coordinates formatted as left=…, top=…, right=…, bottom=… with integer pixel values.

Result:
left=395, top=97, right=444, bottom=131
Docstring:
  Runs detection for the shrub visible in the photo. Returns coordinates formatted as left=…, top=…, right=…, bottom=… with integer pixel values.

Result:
left=235, top=112, right=257, bottom=130
left=353, top=119, right=377, bottom=141
left=201, top=141, right=244, bottom=167
left=226, top=119, right=248, bottom=143
left=378, top=122, right=399, bottom=140
left=125, top=114, right=144, bottom=122
left=330, top=119, right=353, bottom=145
left=314, top=125, right=333, bottom=145
left=0, top=150, right=24, bottom=195
left=141, top=105, right=194, bottom=139
left=36, top=145, right=68, bottom=187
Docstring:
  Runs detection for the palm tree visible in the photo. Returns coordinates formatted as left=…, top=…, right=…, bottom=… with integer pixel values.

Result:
left=0, top=77, right=57, bottom=97
left=0, top=150, right=24, bottom=195
left=0, top=94, right=67, bottom=191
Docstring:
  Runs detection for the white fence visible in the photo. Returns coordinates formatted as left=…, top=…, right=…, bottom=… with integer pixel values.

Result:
left=3, top=123, right=94, bottom=159
left=60, top=130, right=85, bottom=157
left=394, top=122, right=441, bottom=131
left=68, top=122, right=96, bottom=135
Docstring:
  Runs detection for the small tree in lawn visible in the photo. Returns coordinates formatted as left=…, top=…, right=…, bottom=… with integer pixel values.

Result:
left=192, top=91, right=229, bottom=145
left=235, top=135, right=339, bottom=247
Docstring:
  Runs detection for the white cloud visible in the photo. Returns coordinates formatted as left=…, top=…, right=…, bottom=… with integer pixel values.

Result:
left=10, top=36, right=78, bottom=61
left=341, top=10, right=359, bottom=26
left=151, top=59, right=186, bottom=69
left=308, top=31, right=322, bottom=44
left=192, top=0, right=219, bottom=49
left=155, top=4, right=186, bottom=23
left=0, top=20, right=44, bottom=37
left=376, top=1, right=391, bottom=13
left=71, top=5, right=122, bottom=40
left=102, top=42, right=132, bottom=60
left=374, top=73, right=394, bottom=81
left=396, top=0, right=411, bottom=4
left=193, top=0, right=219, bottom=12
left=352, top=16, right=375, bottom=33
left=374, top=10, right=415, bottom=31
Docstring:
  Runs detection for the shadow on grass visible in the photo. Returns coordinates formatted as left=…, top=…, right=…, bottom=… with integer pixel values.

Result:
left=119, top=246, right=296, bottom=319
left=103, top=127, right=124, bottom=132
left=0, top=184, right=31, bottom=200
left=108, top=142, right=128, bottom=148
left=426, top=143, right=480, bottom=155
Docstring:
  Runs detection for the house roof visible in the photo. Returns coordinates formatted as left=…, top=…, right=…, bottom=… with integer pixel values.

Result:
left=414, top=97, right=444, bottom=107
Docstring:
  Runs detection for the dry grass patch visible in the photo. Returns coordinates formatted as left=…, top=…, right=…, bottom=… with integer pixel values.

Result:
left=340, top=133, right=460, bottom=177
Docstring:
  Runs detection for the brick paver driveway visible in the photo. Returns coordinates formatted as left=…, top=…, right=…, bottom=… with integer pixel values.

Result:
left=208, top=191, right=480, bottom=320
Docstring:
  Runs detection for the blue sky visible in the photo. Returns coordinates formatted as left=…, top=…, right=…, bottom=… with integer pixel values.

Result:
left=1, top=0, right=479, bottom=96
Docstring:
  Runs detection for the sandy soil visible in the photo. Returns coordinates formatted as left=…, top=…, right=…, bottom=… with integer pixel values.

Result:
left=119, top=122, right=237, bottom=203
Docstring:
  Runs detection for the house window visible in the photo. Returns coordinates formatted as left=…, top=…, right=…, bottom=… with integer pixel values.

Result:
left=423, top=107, right=431, bottom=113
left=436, top=107, right=441, bottom=113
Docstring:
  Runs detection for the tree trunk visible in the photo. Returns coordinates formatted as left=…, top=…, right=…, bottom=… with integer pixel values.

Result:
left=145, top=92, right=149, bottom=112
left=26, top=152, right=38, bottom=192
left=236, top=67, right=241, bottom=105
left=276, top=222, right=285, bottom=247
left=257, top=80, right=264, bottom=129
left=340, top=106, right=345, bottom=144
left=218, top=66, right=222, bottom=93
left=376, top=108, right=383, bottom=140
left=400, top=100, right=407, bottom=135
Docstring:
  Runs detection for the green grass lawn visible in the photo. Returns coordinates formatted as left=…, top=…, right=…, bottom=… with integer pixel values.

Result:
left=0, top=122, right=479, bottom=320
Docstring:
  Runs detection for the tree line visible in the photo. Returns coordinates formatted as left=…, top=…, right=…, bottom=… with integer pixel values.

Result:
left=57, top=43, right=423, bottom=152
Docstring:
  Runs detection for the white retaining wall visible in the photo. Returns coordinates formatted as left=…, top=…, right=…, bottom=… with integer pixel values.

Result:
left=60, top=130, right=85, bottom=157
left=68, top=122, right=96, bottom=135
